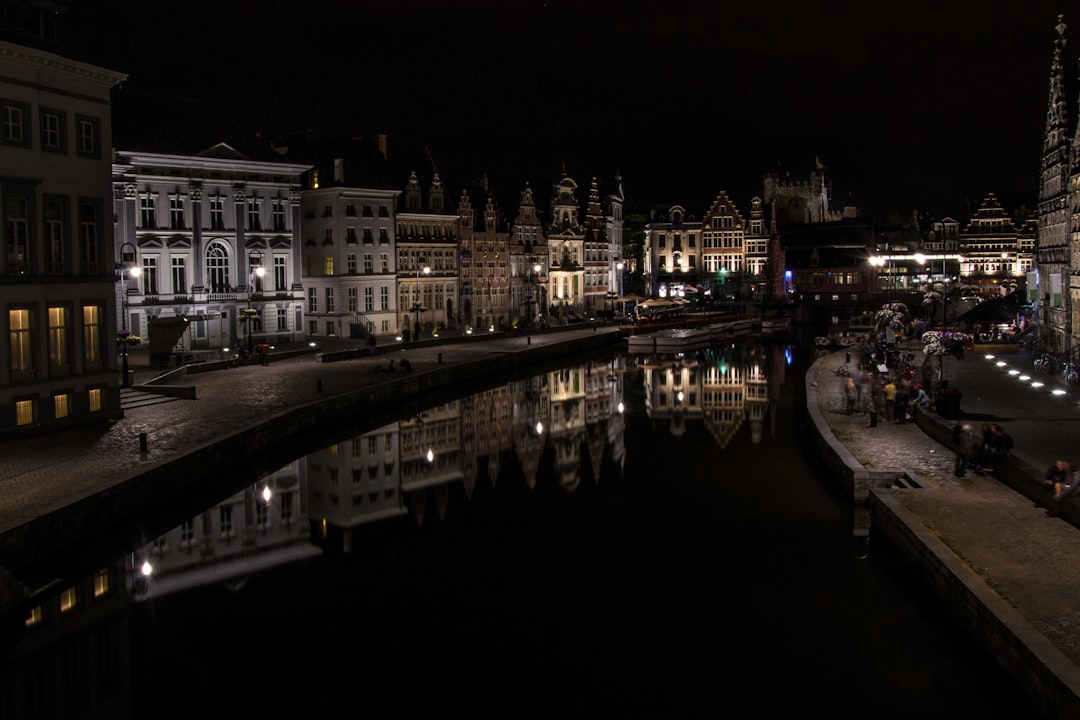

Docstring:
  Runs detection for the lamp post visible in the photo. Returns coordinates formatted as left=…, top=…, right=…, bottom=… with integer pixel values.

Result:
left=245, top=250, right=265, bottom=354
left=411, top=258, right=430, bottom=341
left=118, top=242, right=141, bottom=387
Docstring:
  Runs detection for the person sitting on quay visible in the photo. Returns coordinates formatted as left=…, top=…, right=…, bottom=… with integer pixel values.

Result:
left=1046, top=460, right=1078, bottom=517
left=975, top=423, right=1014, bottom=474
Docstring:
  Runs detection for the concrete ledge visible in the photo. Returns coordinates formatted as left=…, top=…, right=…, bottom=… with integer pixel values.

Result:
left=870, top=489, right=1080, bottom=720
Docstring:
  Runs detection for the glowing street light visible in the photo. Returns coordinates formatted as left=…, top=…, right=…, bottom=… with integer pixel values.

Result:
left=118, top=242, right=142, bottom=387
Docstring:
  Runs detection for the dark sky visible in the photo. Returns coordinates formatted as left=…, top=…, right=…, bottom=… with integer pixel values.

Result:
left=66, top=1, right=1070, bottom=219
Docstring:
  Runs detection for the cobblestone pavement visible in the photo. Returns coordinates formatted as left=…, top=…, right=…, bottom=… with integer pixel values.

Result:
left=813, top=342, right=1080, bottom=667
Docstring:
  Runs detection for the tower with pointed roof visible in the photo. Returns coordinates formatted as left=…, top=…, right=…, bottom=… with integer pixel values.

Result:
left=1039, top=15, right=1072, bottom=354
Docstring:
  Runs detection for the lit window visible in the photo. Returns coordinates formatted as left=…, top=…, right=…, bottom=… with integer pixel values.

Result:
left=15, top=400, right=33, bottom=426
left=93, top=569, right=109, bottom=597
left=88, top=388, right=102, bottom=412
left=59, top=587, right=76, bottom=613
left=53, top=393, right=69, bottom=418
left=25, top=606, right=41, bottom=627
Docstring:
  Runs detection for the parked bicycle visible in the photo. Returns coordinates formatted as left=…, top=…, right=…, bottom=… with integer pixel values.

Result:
left=1063, top=360, right=1080, bottom=385
left=1035, top=353, right=1058, bottom=374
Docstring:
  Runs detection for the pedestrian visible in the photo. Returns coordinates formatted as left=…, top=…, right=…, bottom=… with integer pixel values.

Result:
left=844, top=376, right=857, bottom=415
left=883, top=376, right=896, bottom=421
left=908, top=383, right=929, bottom=420
left=952, top=422, right=980, bottom=477
left=894, top=379, right=910, bottom=423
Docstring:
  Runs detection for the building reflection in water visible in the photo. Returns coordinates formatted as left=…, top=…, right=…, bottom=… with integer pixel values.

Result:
left=4, top=342, right=788, bottom=715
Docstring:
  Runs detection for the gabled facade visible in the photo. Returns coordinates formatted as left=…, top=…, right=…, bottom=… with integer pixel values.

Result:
left=507, top=184, right=547, bottom=327
left=702, top=191, right=746, bottom=300
left=0, top=37, right=126, bottom=438
left=958, top=193, right=1032, bottom=297
left=396, top=171, right=458, bottom=340
left=458, top=187, right=510, bottom=331
left=547, top=175, right=587, bottom=319
left=643, top=205, right=703, bottom=300
left=114, top=146, right=310, bottom=361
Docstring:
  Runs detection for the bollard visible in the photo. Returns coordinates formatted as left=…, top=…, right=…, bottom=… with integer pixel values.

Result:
left=527, top=336, right=531, bottom=345
left=139, top=432, right=148, bottom=453
left=870, top=411, right=877, bottom=428
left=438, top=352, right=443, bottom=364
left=316, top=379, right=323, bottom=393
left=845, top=352, right=851, bottom=364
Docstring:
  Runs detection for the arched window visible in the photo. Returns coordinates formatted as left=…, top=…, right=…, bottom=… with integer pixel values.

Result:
left=206, top=242, right=231, bottom=293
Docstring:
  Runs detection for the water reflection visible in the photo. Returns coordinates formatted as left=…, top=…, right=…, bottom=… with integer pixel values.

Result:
left=2, top=340, right=1033, bottom=717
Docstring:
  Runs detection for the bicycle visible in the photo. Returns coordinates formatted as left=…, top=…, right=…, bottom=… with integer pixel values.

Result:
left=1035, top=353, right=1057, bottom=374
left=834, top=364, right=850, bottom=377
left=1063, top=360, right=1079, bottom=385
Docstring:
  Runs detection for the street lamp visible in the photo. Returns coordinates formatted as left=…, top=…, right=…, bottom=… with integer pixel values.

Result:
left=118, top=242, right=141, bottom=387
left=411, top=258, right=430, bottom=341
left=245, top=250, right=265, bottom=354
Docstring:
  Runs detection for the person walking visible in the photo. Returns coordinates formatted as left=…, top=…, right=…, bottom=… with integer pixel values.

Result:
left=883, top=376, right=896, bottom=421
left=952, top=422, right=981, bottom=477
left=844, top=376, right=858, bottom=415
left=1047, top=460, right=1077, bottom=517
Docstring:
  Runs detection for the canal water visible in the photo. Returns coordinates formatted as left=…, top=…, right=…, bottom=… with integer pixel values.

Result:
left=4, top=338, right=1036, bottom=718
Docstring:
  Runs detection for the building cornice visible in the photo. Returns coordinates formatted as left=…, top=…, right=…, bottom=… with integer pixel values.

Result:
left=0, top=39, right=127, bottom=88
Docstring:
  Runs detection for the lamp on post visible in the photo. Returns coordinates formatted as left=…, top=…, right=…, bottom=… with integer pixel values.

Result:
left=118, top=242, right=141, bottom=387
left=245, top=249, right=265, bottom=354
left=411, top=258, right=431, bottom=341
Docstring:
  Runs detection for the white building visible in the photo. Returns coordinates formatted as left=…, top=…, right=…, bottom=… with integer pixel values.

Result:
left=112, top=146, right=310, bottom=364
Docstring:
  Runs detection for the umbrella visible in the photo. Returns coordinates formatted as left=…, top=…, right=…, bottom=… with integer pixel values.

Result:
left=616, top=293, right=646, bottom=302
left=956, top=293, right=1022, bottom=324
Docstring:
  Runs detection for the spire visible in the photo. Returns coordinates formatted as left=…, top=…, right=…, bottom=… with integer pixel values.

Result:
left=1046, top=15, right=1068, bottom=151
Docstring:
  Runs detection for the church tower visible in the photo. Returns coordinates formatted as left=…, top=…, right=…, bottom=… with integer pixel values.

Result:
left=1039, top=15, right=1072, bottom=354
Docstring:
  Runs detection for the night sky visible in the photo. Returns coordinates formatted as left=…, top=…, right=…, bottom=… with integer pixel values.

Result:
left=65, top=1, right=1069, bottom=219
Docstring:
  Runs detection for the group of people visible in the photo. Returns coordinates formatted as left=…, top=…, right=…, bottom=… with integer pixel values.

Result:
left=952, top=422, right=1014, bottom=478
left=842, top=338, right=929, bottom=423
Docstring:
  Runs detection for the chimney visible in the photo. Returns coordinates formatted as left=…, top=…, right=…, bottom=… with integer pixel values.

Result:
left=377, top=133, right=388, bottom=160
left=333, top=158, right=344, bottom=184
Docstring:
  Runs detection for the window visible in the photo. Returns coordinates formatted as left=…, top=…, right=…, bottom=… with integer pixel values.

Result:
left=380, top=253, right=389, bottom=273
left=142, top=257, right=158, bottom=295
left=1, top=100, right=29, bottom=147
left=308, top=287, right=317, bottom=313
left=75, top=115, right=99, bottom=158
left=324, top=256, right=334, bottom=275
left=206, top=243, right=230, bottom=293
left=54, top=393, right=69, bottom=419
left=88, top=387, right=102, bottom=412
left=277, top=307, right=287, bottom=331
left=247, top=197, right=261, bottom=230
left=219, top=505, right=234, bottom=538
left=48, top=305, right=68, bottom=370
left=379, top=228, right=389, bottom=243
left=139, top=192, right=157, bottom=229
left=79, top=203, right=98, bottom=273
left=348, top=287, right=357, bottom=312
left=9, top=308, right=32, bottom=377
left=274, top=256, right=286, bottom=290
left=347, top=253, right=357, bottom=274
left=82, top=304, right=102, bottom=366
left=210, top=195, right=224, bottom=229
left=171, top=257, right=187, bottom=296
left=380, top=286, right=389, bottom=310
left=363, top=228, right=373, bottom=244
left=93, top=569, right=109, bottom=597
left=169, top=194, right=184, bottom=229
left=40, top=109, right=65, bottom=152
left=272, top=198, right=286, bottom=231
left=15, top=399, right=33, bottom=426
left=346, top=227, right=358, bottom=244
left=309, top=320, right=317, bottom=335
left=325, top=287, right=335, bottom=313
left=326, top=321, right=335, bottom=336
left=5, top=196, right=29, bottom=274
left=25, top=606, right=41, bottom=627
left=364, top=287, right=373, bottom=312
left=44, top=198, right=65, bottom=273
left=59, top=587, right=76, bottom=612
left=364, top=254, right=373, bottom=274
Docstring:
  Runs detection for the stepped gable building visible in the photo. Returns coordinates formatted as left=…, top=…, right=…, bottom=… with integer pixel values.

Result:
left=958, top=192, right=1034, bottom=298
left=546, top=173, right=587, bottom=320
left=0, top=15, right=127, bottom=438
left=1038, top=15, right=1073, bottom=355
left=397, top=166, right=458, bottom=340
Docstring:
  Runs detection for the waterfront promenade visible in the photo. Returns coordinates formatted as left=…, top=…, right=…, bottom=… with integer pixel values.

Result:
left=3, top=326, right=1080, bottom=716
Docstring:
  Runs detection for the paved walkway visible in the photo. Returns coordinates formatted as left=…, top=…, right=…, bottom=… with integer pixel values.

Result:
left=812, top=340, right=1080, bottom=672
